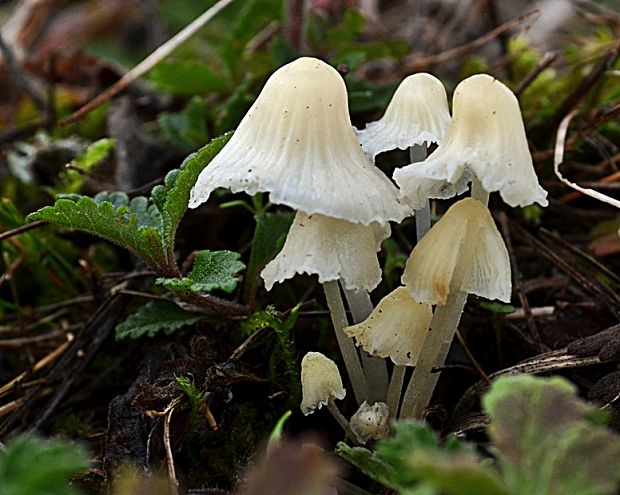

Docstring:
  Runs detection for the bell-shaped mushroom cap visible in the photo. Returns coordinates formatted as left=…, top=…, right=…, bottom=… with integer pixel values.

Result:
left=300, top=352, right=346, bottom=415
left=350, top=401, right=390, bottom=443
left=261, top=211, right=389, bottom=292
left=357, top=73, right=450, bottom=160
left=402, top=198, right=511, bottom=305
left=189, top=57, right=411, bottom=226
left=393, top=74, right=548, bottom=209
left=344, top=287, right=432, bottom=366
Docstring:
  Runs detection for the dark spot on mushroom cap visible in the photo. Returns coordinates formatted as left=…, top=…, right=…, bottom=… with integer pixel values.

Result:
left=407, top=351, right=412, bottom=358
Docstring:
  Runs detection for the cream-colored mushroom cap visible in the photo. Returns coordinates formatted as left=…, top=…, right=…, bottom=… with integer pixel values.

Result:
left=344, top=287, right=432, bottom=366
left=300, top=352, right=346, bottom=415
left=189, top=57, right=411, bottom=225
left=402, top=198, right=511, bottom=305
left=350, top=401, right=390, bottom=443
left=358, top=73, right=450, bottom=159
left=261, top=211, right=389, bottom=292
left=393, top=73, right=548, bottom=209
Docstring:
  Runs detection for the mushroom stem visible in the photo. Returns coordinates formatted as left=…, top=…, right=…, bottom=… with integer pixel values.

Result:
left=323, top=281, right=370, bottom=405
left=342, top=285, right=389, bottom=402
left=410, top=145, right=431, bottom=241
left=326, top=399, right=360, bottom=444
left=399, top=289, right=468, bottom=419
left=386, top=365, right=406, bottom=418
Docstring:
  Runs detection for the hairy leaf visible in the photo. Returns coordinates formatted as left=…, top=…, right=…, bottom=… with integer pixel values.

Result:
left=0, top=435, right=89, bottom=495
left=27, top=193, right=167, bottom=273
left=483, top=374, right=620, bottom=495
left=115, top=300, right=203, bottom=340
left=157, top=250, right=245, bottom=294
left=159, top=96, right=210, bottom=150
left=338, top=422, right=507, bottom=495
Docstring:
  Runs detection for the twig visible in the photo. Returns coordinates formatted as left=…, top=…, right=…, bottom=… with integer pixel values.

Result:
left=554, top=110, right=620, bottom=209
left=61, top=0, right=236, bottom=125
left=164, top=397, right=182, bottom=495
left=514, top=51, right=558, bottom=97
left=455, top=330, right=490, bottom=384
left=404, top=10, right=539, bottom=71
left=0, top=328, right=68, bottom=348
left=559, top=166, right=620, bottom=203
left=0, top=221, right=46, bottom=242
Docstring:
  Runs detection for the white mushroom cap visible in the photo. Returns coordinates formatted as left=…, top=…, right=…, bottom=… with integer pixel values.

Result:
left=402, top=198, right=511, bottom=305
left=189, top=57, right=412, bottom=226
left=300, top=352, right=346, bottom=415
left=350, top=401, right=390, bottom=443
left=344, top=287, right=432, bottom=366
left=261, top=211, right=389, bottom=292
left=357, top=73, right=450, bottom=160
left=393, top=73, right=548, bottom=209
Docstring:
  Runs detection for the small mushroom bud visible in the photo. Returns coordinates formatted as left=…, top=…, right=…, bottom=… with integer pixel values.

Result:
left=357, top=73, right=450, bottom=160
left=350, top=401, right=390, bottom=443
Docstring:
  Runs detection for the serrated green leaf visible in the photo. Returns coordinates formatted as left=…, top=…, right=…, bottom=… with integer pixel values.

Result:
left=151, top=133, right=232, bottom=254
left=115, top=300, right=203, bottom=340
left=72, top=138, right=115, bottom=170
left=0, top=435, right=89, bottom=495
left=27, top=195, right=168, bottom=274
left=157, top=250, right=245, bottom=294
left=483, top=374, right=620, bottom=495
left=336, top=442, right=403, bottom=490
left=150, top=61, right=229, bottom=96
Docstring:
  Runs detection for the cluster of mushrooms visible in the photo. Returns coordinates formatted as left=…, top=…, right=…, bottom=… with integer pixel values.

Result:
left=189, top=57, right=548, bottom=444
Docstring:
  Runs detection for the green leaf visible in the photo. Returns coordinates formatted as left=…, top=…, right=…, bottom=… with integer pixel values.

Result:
left=483, top=374, right=620, bottom=495
left=150, top=61, right=229, bottom=96
left=72, top=138, right=116, bottom=170
left=338, top=422, right=508, bottom=495
left=115, top=300, right=203, bottom=340
left=157, top=250, right=245, bottom=294
left=0, top=435, right=89, bottom=495
left=27, top=193, right=168, bottom=274
left=159, top=97, right=210, bottom=150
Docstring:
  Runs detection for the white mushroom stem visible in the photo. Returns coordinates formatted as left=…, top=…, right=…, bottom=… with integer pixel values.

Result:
left=343, top=285, right=389, bottom=402
left=386, top=365, right=406, bottom=418
left=323, top=281, right=370, bottom=405
left=326, top=399, right=360, bottom=443
left=399, top=289, right=468, bottom=419
left=471, top=175, right=490, bottom=205
left=410, top=144, right=431, bottom=241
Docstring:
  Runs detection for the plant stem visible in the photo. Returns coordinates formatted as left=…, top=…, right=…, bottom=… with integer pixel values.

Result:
left=399, top=289, right=468, bottom=419
left=409, top=144, right=431, bottom=241
left=326, top=399, right=360, bottom=443
left=343, top=285, right=389, bottom=402
left=323, top=281, right=369, bottom=405
left=386, top=365, right=406, bottom=418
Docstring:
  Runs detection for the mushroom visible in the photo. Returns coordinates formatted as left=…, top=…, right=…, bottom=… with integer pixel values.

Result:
left=399, top=198, right=511, bottom=419
left=357, top=73, right=450, bottom=160
left=393, top=73, right=548, bottom=209
left=349, top=401, right=390, bottom=444
left=189, top=57, right=411, bottom=226
left=300, top=352, right=356, bottom=440
left=357, top=73, right=451, bottom=240
left=344, top=287, right=433, bottom=417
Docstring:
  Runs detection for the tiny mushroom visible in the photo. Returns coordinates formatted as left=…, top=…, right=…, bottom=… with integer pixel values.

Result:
left=301, top=352, right=357, bottom=440
left=393, top=73, right=548, bottom=209
left=357, top=73, right=451, bottom=160
left=399, top=198, right=512, bottom=419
